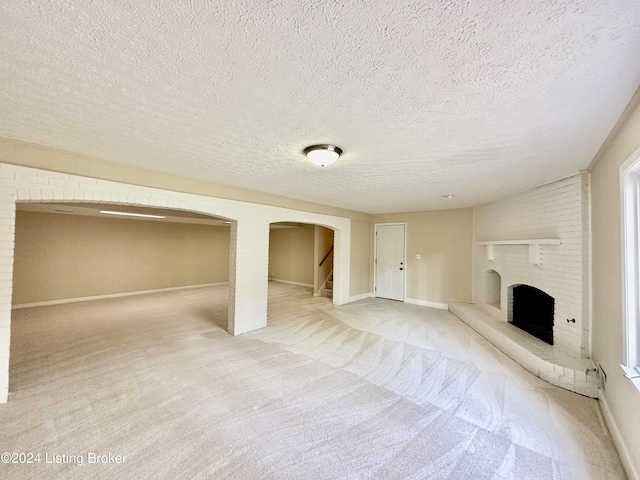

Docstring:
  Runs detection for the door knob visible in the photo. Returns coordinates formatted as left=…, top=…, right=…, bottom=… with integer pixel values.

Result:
left=399, top=267, right=403, bottom=271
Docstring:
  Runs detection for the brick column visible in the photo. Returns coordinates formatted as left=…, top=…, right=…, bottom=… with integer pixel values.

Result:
left=0, top=195, right=16, bottom=403
left=227, top=218, right=270, bottom=335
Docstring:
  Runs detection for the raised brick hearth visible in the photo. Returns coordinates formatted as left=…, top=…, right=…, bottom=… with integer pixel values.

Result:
left=455, top=173, right=597, bottom=397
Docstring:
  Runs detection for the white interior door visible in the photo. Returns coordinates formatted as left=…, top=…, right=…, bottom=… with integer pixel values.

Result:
left=375, top=224, right=405, bottom=301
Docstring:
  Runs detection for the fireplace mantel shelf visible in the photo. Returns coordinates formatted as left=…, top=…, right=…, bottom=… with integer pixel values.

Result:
left=476, top=239, right=561, bottom=266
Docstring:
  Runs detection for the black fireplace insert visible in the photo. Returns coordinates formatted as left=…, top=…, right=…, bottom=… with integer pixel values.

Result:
left=511, top=285, right=554, bottom=345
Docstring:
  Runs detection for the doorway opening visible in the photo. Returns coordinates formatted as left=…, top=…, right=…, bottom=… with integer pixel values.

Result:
left=10, top=201, right=234, bottom=395
left=12, top=202, right=232, bottom=328
left=268, top=222, right=335, bottom=299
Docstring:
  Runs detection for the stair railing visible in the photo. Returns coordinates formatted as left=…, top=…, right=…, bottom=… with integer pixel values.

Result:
left=318, top=270, right=333, bottom=298
left=319, top=245, right=333, bottom=267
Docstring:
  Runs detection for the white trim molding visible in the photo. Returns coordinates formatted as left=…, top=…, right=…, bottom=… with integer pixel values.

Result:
left=12, top=282, right=229, bottom=309
left=271, top=279, right=314, bottom=288
left=348, top=292, right=374, bottom=303
left=405, top=298, right=448, bottom=310
left=599, top=390, right=640, bottom=480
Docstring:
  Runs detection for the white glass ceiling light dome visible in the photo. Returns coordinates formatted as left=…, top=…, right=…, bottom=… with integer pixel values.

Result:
left=304, top=144, right=343, bottom=167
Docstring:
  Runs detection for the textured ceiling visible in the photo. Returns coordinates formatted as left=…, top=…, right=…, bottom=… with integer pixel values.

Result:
left=1, top=1, right=640, bottom=214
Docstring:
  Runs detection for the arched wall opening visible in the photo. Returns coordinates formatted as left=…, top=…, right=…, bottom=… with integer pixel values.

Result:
left=12, top=203, right=232, bottom=324
left=267, top=218, right=347, bottom=300
left=0, top=163, right=352, bottom=403
left=268, top=222, right=335, bottom=298
left=269, top=222, right=334, bottom=298
left=484, top=270, right=501, bottom=309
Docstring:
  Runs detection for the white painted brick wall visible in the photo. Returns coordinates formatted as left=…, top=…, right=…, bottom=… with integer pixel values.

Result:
left=0, top=192, right=13, bottom=404
left=0, top=163, right=352, bottom=403
left=227, top=219, right=271, bottom=335
left=474, top=173, right=590, bottom=358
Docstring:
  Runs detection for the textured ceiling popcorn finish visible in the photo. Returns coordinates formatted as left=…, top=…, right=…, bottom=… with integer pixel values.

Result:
left=1, top=1, right=640, bottom=213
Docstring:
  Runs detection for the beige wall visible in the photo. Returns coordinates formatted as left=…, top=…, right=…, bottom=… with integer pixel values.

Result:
left=350, top=220, right=372, bottom=297
left=268, top=222, right=372, bottom=296
left=269, top=225, right=315, bottom=286
left=372, top=209, right=473, bottom=305
left=12, top=211, right=230, bottom=304
left=589, top=87, right=640, bottom=479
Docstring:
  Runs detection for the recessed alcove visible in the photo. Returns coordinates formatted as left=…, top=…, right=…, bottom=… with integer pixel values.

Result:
left=484, top=270, right=501, bottom=309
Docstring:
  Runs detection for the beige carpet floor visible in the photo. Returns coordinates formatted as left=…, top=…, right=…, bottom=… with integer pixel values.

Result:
left=0, top=283, right=627, bottom=479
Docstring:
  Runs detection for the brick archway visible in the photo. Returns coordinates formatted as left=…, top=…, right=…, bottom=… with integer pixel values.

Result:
left=0, top=163, right=352, bottom=402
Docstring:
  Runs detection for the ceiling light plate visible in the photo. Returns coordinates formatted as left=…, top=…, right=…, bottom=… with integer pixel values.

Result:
left=304, top=144, right=343, bottom=167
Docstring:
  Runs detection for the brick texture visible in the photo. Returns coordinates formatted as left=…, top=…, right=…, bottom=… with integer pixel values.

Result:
left=474, top=173, right=591, bottom=358
left=0, top=163, right=352, bottom=403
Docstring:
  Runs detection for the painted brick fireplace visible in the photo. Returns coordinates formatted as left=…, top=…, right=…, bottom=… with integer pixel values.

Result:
left=474, top=173, right=590, bottom=357
left=451, top=172, right=597, bottom=397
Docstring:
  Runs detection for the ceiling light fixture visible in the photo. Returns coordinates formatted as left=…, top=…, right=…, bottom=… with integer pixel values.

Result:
left=442, top=195, right=455, bottom=199
left=304, top=144, right=343, bottom=167
left=100, top=210, right=166, bottom=219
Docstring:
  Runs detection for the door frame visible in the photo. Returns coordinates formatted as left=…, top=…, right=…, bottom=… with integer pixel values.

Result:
left=374, top=222, right=407, bottom=301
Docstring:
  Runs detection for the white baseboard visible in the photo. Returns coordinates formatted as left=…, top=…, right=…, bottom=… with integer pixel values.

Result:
left=11, top=282, right=229, bottom=309
left=348, top=292, right=374, bottom=303
left=599, top=389, right=639, bottom=480
left=271, top=279, right=314, bottom=288
left=405, top=297, right=449, bottom=310
left=347, top=294, right=448, bottom=309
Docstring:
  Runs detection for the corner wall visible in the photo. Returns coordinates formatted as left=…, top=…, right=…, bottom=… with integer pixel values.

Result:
left=589, top=86, right=640, bottom=480
left=371, top=209, right=473, bottom=306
